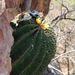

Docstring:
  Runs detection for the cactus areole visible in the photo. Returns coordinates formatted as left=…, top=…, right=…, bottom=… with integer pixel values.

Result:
left=10, top=10, right=56, bottom=75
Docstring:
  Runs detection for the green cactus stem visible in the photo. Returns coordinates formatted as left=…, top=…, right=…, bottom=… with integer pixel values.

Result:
left=10, top=16, right=56, bottom=75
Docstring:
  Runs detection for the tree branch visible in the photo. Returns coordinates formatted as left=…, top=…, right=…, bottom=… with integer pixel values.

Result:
left=52, top=9, right=75, bottom=28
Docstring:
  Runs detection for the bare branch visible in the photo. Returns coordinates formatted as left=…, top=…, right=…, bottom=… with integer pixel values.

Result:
left=48, top=64, right=65, bottom=75
left=60, top=56, right=75, bottom=63
left=52, top=9, right=75, bottom=28
left=64, top=17, right=75, bottom=21
left=51, top=16, right=59, bottom=24
left=51, top=50, right=75, bottom=61
left=62, top=4, right=69, bottom=12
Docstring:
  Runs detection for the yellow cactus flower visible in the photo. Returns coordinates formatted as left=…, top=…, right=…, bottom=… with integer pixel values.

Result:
left=36, top=18, right=42, bottom=24
left=43, top=23, right=49, bottom=29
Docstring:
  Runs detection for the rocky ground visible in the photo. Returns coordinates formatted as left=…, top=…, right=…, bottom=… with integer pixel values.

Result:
left=0, top=0, right=23, bottom=75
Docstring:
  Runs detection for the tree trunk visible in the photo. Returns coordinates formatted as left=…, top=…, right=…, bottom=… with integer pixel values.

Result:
left=21, top=0, right=32, bottom=12
left=31, top=0, right=43, bottom=12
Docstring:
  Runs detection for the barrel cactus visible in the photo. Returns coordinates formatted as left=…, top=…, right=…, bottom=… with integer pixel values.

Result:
left=10, top=14, right=56, bottom=75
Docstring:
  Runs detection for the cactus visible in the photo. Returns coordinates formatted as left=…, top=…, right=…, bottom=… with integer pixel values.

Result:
left=10, top=17, right=56, bottom=75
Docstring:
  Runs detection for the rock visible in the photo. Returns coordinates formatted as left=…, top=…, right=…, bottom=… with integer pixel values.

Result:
left=0, top=13, right=14, bottom=75
left=5, top=0, right=16, bottom=8
left=0, top=0, right=5, bottom=15
left=15, top=0, right=24, bottom=8
left=5, top=0, right=24, bottom=8
left=4, top=8, right=19, bottom=23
